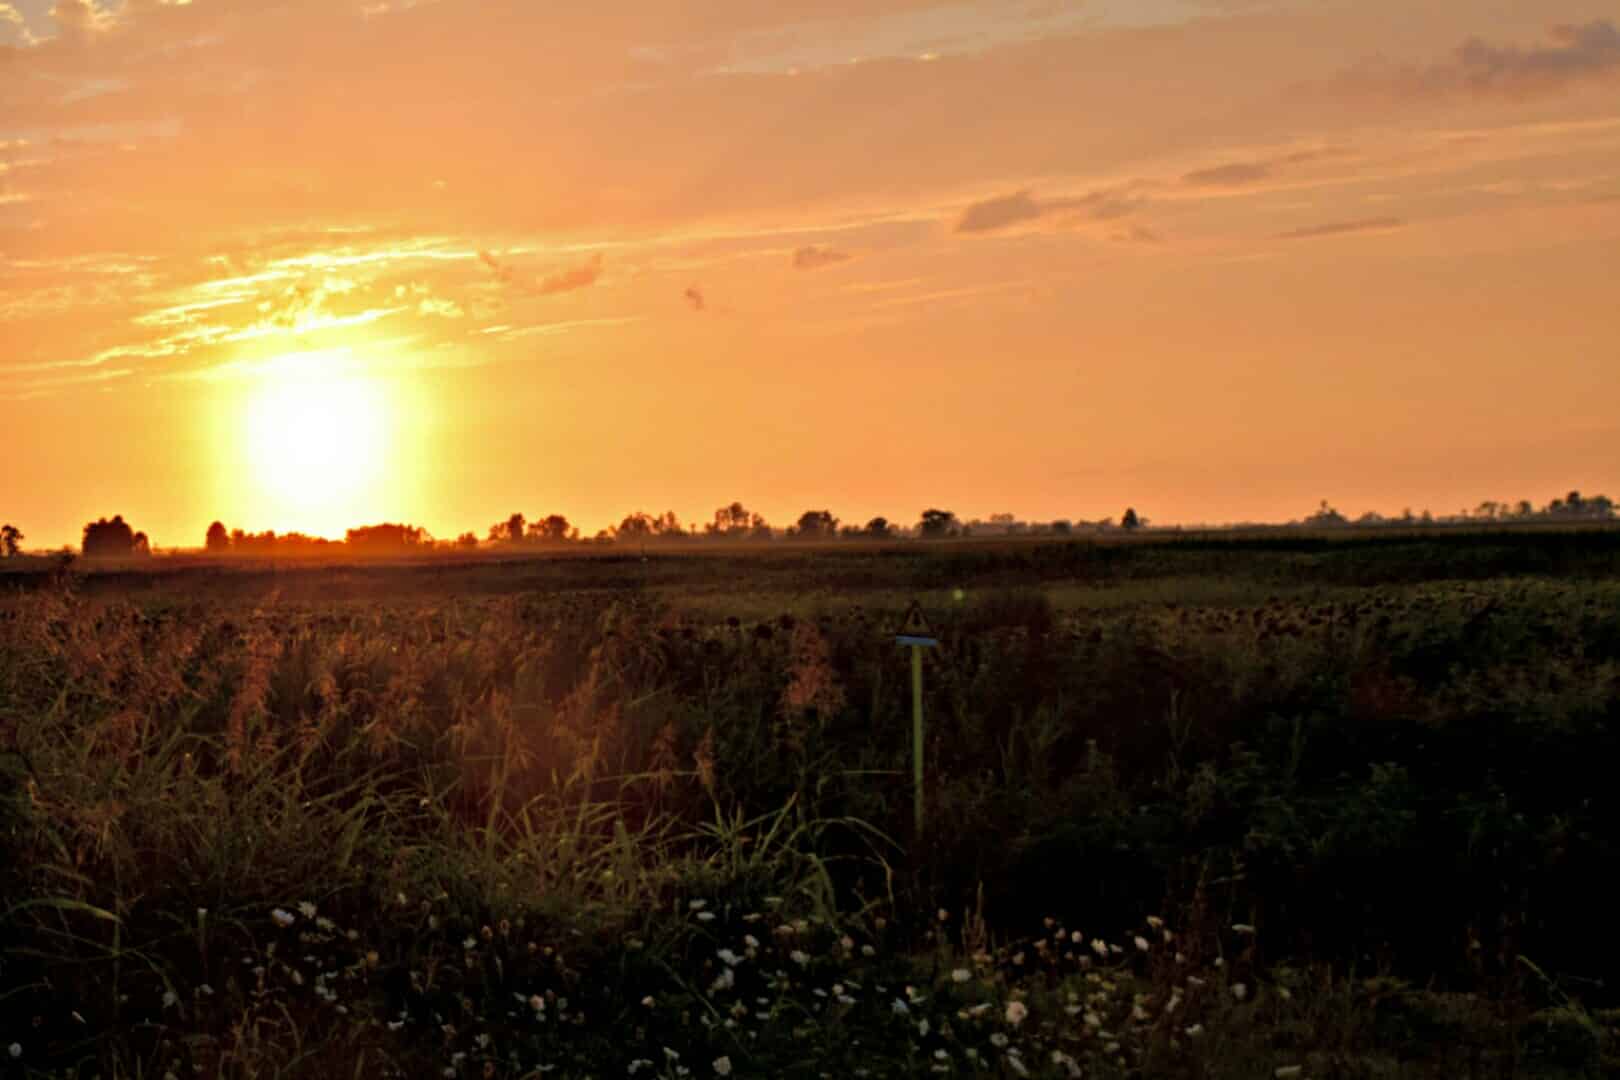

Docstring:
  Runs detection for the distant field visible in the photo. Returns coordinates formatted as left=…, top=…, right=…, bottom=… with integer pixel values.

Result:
left=3, top=528, right=1618, bottom=1077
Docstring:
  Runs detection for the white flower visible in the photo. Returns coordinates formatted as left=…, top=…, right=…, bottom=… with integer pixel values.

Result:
left=1185, top=1023, right=1205, bottom=1038
left=1278, top=986, right=1293, bottom=1001
left=1134, top=935, right=1150, bottom=952
left=1146, top=916, right=1164, bottom=929
left=934, top=1049, right=948, bottom=1060
left=1007, top=1053, right=1029, bottom=1077
left=892, top=998, right=910, bottom=1016
left=743, top=935, right=760, bottom=949
left=951, top=968, right=971, bottom=983
left=989, top=1033, right=1009, bottom=1048
left=271, top=908, right=295, bottom=928
left=1090, top=938, right=1108, bottom=957
left=713, top=1057, right=732, bottom=1076
left=1274, top=1068, right=1303, bottom=1079
left=8, top=1043, right=20, bottom=1059
left=689, top=899, right=708, bottom=911
left=917, top=1019, right=930, bottom=1037
left=1231, top=982, right=1249, bottom=1002
left=162, top=990, right=178, bottom=1009
left=297, top=901, right=316, bottom=919
left=790, top=950, right=809, bottom=966
left=697, top=912, right=716, bottom=922
left=1004, top=1000, right=1028, bottom=1027
left=710, top=968, right=735, bottom=992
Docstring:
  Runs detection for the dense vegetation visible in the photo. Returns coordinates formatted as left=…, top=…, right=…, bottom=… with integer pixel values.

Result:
left=3, top=529, right=1618, bottom=1077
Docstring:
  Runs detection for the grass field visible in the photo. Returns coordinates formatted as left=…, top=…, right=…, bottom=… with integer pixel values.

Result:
left=3, top=528, right=1619, bottom=1077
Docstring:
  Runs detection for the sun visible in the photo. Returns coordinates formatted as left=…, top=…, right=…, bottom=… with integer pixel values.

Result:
left=243, top=370, right=390, bottom=534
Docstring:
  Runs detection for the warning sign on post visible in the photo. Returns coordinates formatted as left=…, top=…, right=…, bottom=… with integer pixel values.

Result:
left=895, top=600, right=938, bottom=647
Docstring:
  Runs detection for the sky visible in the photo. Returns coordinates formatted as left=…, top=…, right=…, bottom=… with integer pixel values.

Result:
left=2, top=0, right=1618, bottom=547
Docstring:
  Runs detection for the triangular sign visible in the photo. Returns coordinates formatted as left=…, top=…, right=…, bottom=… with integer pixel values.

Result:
left=898, top=601, right=933, bottom=639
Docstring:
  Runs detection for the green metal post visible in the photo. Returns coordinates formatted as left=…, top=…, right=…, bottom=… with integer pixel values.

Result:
left=911, top=644, right=925, bottom=835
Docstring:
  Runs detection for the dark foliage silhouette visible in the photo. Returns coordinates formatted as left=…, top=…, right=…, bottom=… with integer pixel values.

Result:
left=205, top=521, right=230, bottom=552
left=81, top=515, right=147, bottom=559
left=0, top=523, right=22, bottom=557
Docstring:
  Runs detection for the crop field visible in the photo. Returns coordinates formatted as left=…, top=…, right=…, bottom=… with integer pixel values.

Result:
left=3, top=528, right=1619, bottom=1078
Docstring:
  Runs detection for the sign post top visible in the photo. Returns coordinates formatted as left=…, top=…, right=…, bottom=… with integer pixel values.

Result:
left=895, top=600, right=938, bottom=647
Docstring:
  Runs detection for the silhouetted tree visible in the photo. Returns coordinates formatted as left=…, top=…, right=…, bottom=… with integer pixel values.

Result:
left=0, top=523, right=22, bottom=557
left=1051, top=520, right=1071, bottom=535
left=1305, top=500, right=1347, bottom=527
left=918, top=508, right=957, bottom=539
left=1121, top=507, right=1141, bottom=530
left=205, top=521, right=230, bottom=552
left=82, top=515, right=141, bottom=558
left=792, top=510, right=839, bottom=539
left=132, top=532, right=151, bottom=556
left=345, top=523, right=428, bottom=552
left=527, top=514, right=573, bottom=543
left=864, top=516, right=894, bottom=539
left=457, top=532, right=479, bottom=548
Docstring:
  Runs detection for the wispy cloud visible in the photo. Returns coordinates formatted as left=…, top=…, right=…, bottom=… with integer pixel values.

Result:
left=1277, top=217, right=1404, bottom=240
left=954, top=185, right=1146, bottom=234
left=1334, top=19, right=1620, bottom=101
left=955, top=190, right=1044, bottom=233
left=479, top=251, right=604, bottom=296
left=793, top=245, right=853, bottom=270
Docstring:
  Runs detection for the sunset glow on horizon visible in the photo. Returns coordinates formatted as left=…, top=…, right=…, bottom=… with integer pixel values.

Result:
left=4, top=1, right=1619, bottom=548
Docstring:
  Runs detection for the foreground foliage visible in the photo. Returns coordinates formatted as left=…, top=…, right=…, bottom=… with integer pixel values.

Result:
left=2, top=534, right=1618, bottom=1076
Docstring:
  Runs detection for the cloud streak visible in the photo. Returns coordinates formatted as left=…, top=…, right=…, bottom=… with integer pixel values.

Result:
left=793, top=245, right=852, bottom=270
left=1277, top=217, right=1404, bottom=241
left=479, top=251, right=604, bottom=297
left=954, top=185, right=1146, bottom=234
left=1336, top=19, right=1620, bottom=101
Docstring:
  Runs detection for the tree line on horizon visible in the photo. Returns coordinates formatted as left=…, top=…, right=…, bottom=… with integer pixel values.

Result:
left=0, top=491, right=1614, bottom=559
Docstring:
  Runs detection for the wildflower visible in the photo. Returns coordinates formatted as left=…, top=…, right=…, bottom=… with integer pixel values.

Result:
left=1071, top=931, right=1083, bottom=944
left=938, top=909, right=949, bottom=922
left=641, top=996, right=656, bottom=1007
left=463, top=937, right=477, bottom=950
left=1090, top=938, right=1108, bottom=957
left=917, top=1018, right=931, bottom=1037
left=1132, top=1004, right=1150, bottom=1021
left=1232, top=923, right=1255, bottom=935
left=989, top=1033, right=1009, bottom=1048
left=8, top=1044, right=20, bottom=1059
left=297, top=901, right=316, bottom=919
left=1134, top=935, right=1150, bottom=952
left=1231, top=983, right=1249, bottom=1002
left=744, top=935, right=760, bottom=949
left=934, top=1049, right=949, bottom=1061
left=790, top=950, right=809, bottom=966
left=1278, top=987, right=1293, bottom=1001
left=1052, top=1051, right=1082, bottom=1079
left=718, top=948, right=742, bottom=966
left=861, top=944, right=876, bottom=957
left=1006, top=1052, right=1029, bottom=1077
left=710, top=968, right=735, bottom=992
left=892, top=999, right=910, bottom=1016
left=271, top=908, right=295, bottom=928
left=663, top=1047, right=681, bottom=1060
left=697, top=912, right=716, bottom=922
left=1185, top=1023, right=1204, bottom=1038
left=1083, top=1011, right=1102, bottom=1028
left=162, top=990, right=178, bottom=1009
left=689, top=899, right=708, bottom=911
left=713, top=1057, right=733, bottom=1076
left=1146, top=916, right=1165, bottom=929
left=951, top=968, right=971, bottom=983
left=1005, top=1000, right=1028, bottom=1027
left=1274, top=1068, right=1303, bottom=1079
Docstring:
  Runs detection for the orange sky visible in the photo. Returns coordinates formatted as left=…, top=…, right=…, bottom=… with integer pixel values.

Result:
left=3, top=0, right=1618, bottom=547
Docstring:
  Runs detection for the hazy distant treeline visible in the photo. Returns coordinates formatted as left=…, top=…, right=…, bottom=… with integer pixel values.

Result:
left=0, top=491, right=1613, bottom=559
